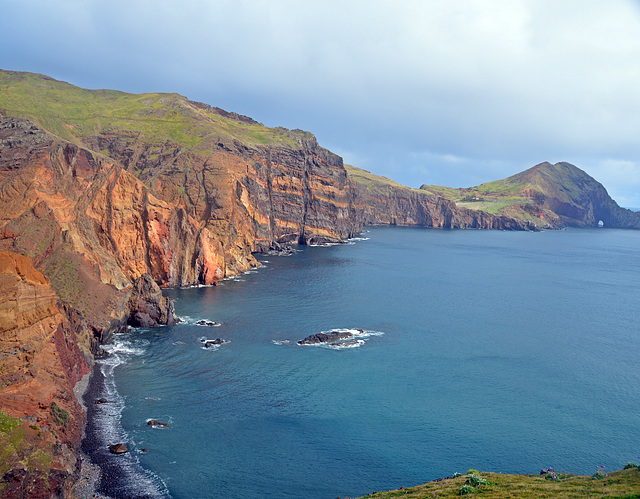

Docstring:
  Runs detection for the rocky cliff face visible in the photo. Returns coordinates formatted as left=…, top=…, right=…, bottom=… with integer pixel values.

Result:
left=0, top=250, right=89, bottom=497
left=90, top=122, right=361, bottom=254
left=2, top=71, right=640, bottom=497
left=347, top=165, right=536, bottom=230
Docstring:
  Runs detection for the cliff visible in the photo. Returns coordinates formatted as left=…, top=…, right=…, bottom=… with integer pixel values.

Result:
left=346, top=164, right=537, bottom=230
left=1, top=69, right=638, bottom=496
left=0, top=250, right=88, bottom=497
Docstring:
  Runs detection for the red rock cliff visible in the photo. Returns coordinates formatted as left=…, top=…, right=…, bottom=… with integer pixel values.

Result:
left=0, top=250, right=89, bottom=496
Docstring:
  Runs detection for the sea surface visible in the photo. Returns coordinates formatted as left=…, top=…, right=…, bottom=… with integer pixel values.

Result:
left=89, top=226, right=640, bottom=498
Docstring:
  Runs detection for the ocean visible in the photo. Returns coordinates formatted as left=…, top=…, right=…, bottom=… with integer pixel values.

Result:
left=83, top=226, right=640, bottom=498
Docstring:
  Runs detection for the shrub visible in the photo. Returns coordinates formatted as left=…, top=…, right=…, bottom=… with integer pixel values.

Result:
left=624, top=462, right=638, bottom=470
left=50, top=402, right=70, bottom=426
left=466, top=474, right=489, bottom=487
left=466, top=469, right=480, bottom=475
left=592, top=465, right=608, bottom=480
left=459, top=485, right=475, bottom=495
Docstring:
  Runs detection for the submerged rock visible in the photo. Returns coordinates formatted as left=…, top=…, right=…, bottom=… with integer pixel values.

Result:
left=196, top=320, right=221, bottom=327
left=330, top=339, right=362, bottom=348
left=201, top=338, right=227, bottom=348
left=147, top=420, right=169, bottom=428
left=298, top=331, right=354, bottom=345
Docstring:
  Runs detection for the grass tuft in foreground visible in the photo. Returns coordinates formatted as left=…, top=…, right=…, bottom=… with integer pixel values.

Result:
left=355, top=467, right=640, bottom=498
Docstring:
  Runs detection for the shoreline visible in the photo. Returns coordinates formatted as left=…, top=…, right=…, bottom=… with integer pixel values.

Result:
left=71, top=367, right=112, bottom=499
left=77, top=349, right=168, bottom=499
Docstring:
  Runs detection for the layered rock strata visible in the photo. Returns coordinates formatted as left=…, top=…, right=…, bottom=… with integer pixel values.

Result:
left=0, top=250, right=89, bottom=497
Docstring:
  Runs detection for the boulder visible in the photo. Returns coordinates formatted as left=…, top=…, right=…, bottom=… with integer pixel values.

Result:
left=126, top=274, right=179, bottom=327
left=108, top=443, right=128, bottom=454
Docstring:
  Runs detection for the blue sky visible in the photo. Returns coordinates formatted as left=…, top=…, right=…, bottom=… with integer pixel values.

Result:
left=3, top=0, right=640, bottom=206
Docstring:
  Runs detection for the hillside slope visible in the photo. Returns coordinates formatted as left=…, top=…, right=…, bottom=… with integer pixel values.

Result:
left=420, top=162, right=640, bottom=229
left=357, top=468, right=640, bottom=498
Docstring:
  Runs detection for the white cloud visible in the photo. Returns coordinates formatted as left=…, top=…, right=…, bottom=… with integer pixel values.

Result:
left=3, top=0, right=640, bottom=204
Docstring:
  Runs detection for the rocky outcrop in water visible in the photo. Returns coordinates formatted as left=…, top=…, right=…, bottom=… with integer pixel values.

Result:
left=126, top=274, right=179, bottom=327
left=298, top=331, right=355, bottom=345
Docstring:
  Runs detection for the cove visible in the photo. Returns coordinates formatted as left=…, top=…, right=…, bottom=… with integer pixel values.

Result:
left=97, top=226, right=640, bottom=498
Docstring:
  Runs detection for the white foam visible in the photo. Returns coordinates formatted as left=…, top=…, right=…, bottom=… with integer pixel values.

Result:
left=309, top=242, right=341, bottom=247
left=180, top=317, right=223, bottom=327
left=326, top=339, right=366, bottom=350
left=102, top=339, right=147, bottom=357
left=271, top=339, right=291, bottom=345
left=94, top=341, right=169, bottom=497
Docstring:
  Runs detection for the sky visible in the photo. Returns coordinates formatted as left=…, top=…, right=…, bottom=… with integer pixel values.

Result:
left=3, top=0, right=640, bottom=207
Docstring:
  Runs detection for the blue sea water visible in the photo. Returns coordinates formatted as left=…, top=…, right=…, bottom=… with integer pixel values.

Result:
left=97, top=227, right=640, bottom=498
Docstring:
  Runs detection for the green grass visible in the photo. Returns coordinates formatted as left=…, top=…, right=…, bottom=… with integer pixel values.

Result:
left=357, top=468, right=640, bottom=498
left=345, top=164, right=432, bottom=198
left=0, top=69, right=311, bottom=153
left=0, top=411, right=53, bottom=488
left=456, top=197, right=532, bottom=214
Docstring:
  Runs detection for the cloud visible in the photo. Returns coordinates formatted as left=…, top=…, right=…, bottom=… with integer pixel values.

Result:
left=3, top=0, right=640, bottom=204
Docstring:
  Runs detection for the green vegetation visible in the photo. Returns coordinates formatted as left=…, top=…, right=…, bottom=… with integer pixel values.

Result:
left=50, top=402, right=70, bottom=426
left=420, top=181, right=532, bottom=215
left=0, top=411, right=53, bottom=490
left=0, top=69, right=311, bottom=153
left=345, top=164, right=433, bottom=198
left=345, top=164, right=408, bottom=190
left=357, top=467, right=640, bottom=498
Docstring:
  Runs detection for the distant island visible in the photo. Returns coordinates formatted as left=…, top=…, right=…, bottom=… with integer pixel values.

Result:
left=1, top=69, right=639, bottom=496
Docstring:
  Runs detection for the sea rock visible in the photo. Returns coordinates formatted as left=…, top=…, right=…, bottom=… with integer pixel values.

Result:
left=126, top=274, right=179, bottom=327
left=95, top=398, right=108, bottom=404
left=196, top=319, right=221, bottom=327
left=298, top=331, right=354, bottom=345
left=147, top=420, right=169, bottom=427
left=108, top=443, right=128, bottom=454
left=201, top=338, right=226, bottom=348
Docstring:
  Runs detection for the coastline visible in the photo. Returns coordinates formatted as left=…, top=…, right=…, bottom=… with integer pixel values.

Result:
left=76, top=347, right=168, bottom=499
left=71, top=368, right=112, bottom=499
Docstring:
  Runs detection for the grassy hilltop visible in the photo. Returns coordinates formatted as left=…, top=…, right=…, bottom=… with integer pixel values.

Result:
left=356, top=467, right=640, bottom=498
left=0, top=69, right=314, bottom=155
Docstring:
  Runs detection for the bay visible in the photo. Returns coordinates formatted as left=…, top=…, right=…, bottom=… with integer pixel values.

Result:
left=104, top=226, right=640, bottom=498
